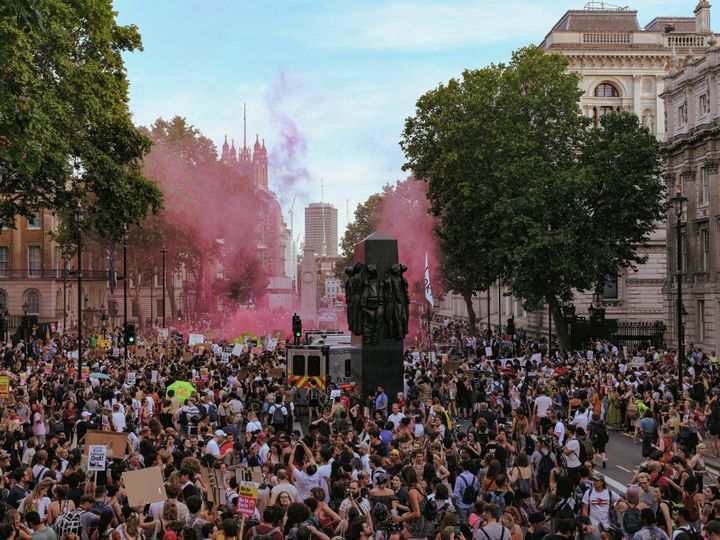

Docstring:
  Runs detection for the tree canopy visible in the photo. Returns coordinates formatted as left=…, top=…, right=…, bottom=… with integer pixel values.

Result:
left=0, top=0, right=162, bottom=237
left=401, top=46, right=665, bottom=348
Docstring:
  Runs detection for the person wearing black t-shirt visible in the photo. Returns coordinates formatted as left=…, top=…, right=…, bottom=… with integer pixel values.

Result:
left=482, top=431, right=508, bottom=466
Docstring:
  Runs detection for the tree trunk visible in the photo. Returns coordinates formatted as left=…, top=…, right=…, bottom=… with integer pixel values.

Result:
left=462, top=289, right=477, bottom=335
left=547, top=294, right=570, bottom=352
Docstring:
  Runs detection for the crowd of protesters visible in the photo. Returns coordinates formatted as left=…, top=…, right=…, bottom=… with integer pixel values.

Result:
left=0, top=318, right=719, bottom=540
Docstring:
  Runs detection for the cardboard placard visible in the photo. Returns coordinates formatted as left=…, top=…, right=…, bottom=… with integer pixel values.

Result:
left=122, top=466, right=167, bottom=507
left=182, top=351, right=192, bottom=362
left=88, top=445, right=107, bottom=471
left=201, top=467, right=215, bottom=503
left=443, top=360, right=463, bottom=372
left=268, top=368, right=284, bottom=380
left=236, top=481, right=260, bottom=516
left=83, top=430, right=128, bottom=459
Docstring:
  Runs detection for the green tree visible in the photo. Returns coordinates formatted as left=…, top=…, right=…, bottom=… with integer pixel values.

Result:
left=401, top=46, right=664, bottom=350
left=0, top=0, right=162, bottom=236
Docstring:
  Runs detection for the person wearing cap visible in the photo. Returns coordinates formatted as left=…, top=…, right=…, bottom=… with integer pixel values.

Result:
left=206, top=429, right=225, bottom=458
left=582, top=472, right=616, bottom=528
left=671, top=504, right=699, bottom=540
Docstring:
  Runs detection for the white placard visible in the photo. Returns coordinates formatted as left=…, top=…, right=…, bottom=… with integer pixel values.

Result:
left=221, top=353, right=230, bottom=363
left=188, top=334, right=204, bottom=346
left=151, top=370, right=158, bottom=383
left=112, top=348, right=120, bottom=357
left=88, top=445, right=107, bottom=471
left=231, top=344, right=243, bottom=356
left=126, top=372, right=136, bottom=385
left=68, top=350, right=79, bottom=359
left=330, top=389, right=341, bottom=400
left=485, top=347, right=493, bottom=358
left=159, top=328, right=169, bottom=338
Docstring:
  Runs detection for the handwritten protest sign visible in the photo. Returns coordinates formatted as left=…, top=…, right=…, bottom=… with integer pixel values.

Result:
left=88, top=445, right=107, bottom=471
left=0, top=376, right=9, bottom=399
left=188, top=334, right=204, bottom=346
left=236, top=481, right=260, bottom=516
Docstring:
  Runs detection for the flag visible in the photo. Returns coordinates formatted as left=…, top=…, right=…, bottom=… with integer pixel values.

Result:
left=424, top=252, right=434, bottom=306
left=107, top=246, right=117, bottom=294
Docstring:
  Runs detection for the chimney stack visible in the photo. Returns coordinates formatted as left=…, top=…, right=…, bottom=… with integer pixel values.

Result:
left=695, top=0, right=712, bottom=34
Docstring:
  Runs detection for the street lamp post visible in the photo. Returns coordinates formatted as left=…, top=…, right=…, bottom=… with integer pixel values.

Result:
left=122, top=225, right=128, bottom=361
left=672, top=188, right=688, bottom=393
left=486, top=289, right=491, bottom=339
left=161, top=245, right=167, bottom=329
left=22, top=301, right=28, bottom=371
left=75, top=205, right=85, bottom=380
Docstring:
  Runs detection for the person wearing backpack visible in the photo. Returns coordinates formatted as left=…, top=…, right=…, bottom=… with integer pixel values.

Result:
left=391, top=465, right=434, bottom=539
left=631, top=508, right=669, bottom=540
left=531, top=436, right=557, bottom=494
left=268, top=396, right=288, bottom=435
left=244, top=505, right=284, bottom=540
left=672, top=505, right=703, bottom=540
left=617, top=486, right=644, bottom=538
left=453, top=459, right=479, bottom=522
left=476, top=503, right=512, bottom=540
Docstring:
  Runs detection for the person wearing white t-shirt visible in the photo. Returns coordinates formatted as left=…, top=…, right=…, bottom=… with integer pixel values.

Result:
left=582, top=473, right=615, bottom=527
left=206, top=430, right=225, bottom=457
left=571, top=407, right=590, bottom=433
left=534, top=393, right=553, bottom=424
left=563, top=425, right=583, bottom=485
left=387, top=404, right=405, bottom=428
left=551, top=413, right=565, bottom=446
left=289, top=439, right=322, bottom=501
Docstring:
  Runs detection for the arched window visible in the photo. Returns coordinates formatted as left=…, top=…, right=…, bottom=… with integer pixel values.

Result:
left=594, top=83, right=620, bottom=97
left=25, top=289, right=39, bottom=315
left=0, top=290, right=6, bottom=312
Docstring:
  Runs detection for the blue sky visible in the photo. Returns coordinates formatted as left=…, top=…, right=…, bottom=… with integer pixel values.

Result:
left=114, top=0, right=698, bottom=242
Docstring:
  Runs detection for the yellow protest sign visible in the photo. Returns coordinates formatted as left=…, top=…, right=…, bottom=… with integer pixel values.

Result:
left=0, top=376, right=9, bottom=399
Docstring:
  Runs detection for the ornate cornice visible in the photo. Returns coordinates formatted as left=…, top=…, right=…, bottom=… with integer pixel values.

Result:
left=681, top=167, right=697, bottom=179
left=705, top=159, right=719, bottom=173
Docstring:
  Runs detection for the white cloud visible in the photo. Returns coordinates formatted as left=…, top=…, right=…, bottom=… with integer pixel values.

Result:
left=311, top=1, right=558, bottom=51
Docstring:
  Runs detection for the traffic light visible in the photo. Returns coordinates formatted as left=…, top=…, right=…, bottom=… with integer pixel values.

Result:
left=292, top=313, right=302, bottom=345
left=177, top=309, right=183, bottom=321
left=124, top=324, right=136, bottom=345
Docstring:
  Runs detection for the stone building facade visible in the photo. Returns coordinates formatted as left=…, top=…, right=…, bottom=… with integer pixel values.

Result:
left=437, top=2, right=718, bottom=337
left=662, top=43, right=720, bottom=353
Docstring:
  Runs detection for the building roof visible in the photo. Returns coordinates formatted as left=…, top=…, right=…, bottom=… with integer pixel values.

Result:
left=551, top=9, right=640, bottom=32
left=644, top=17, right=696, bottom=32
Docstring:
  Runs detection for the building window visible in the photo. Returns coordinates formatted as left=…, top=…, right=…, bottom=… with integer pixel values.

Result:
left=27, top=211, right=41, bottom=230
left=156, top=299, right=163, bottom=319
left=603, top=276, right=619, bottom=299
left=27, top=246, right=41, bottom=277
left=594, top=83, right=619, bottom=97
left=699, top=93, right=711, bottom=117
left=0, top=247, right=7, bottom=278
left=698, top=300, right=706, bottom=341
left=598, top=105, right=616, bottom=117
left=702, top=167, right=710, bottom=205
left=678, top=103, right=688, bottom=125
left=131, top=300, right=138, bottom=318
left=107, top=300, right=118, bottom=316
left=702, top=228, right=711, bottom=272
left=0, top=290, right=6, bottom=312
left=25, top=290, right=39, bottom=315
left=681, top=231, right=688, bottom=273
